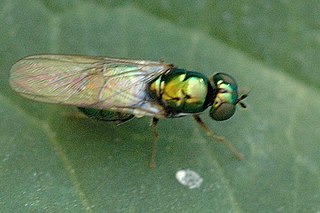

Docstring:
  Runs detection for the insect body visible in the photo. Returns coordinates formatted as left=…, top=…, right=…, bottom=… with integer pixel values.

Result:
left=10, top=55, right=247, bottom=168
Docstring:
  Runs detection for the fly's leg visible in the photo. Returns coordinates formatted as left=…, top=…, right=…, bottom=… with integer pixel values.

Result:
left=193, top=115, right=245, bottom=160
left=149, top=117, right=159, bottom=169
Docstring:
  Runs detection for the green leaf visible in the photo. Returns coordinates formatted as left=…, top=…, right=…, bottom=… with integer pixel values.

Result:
left=1, top=0, right=319, bottom=212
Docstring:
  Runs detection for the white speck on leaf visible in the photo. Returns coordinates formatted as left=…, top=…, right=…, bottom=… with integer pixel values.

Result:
left=175, top=169, right=203, bottom=189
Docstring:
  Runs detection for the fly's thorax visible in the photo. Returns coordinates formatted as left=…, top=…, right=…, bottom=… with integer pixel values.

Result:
left=209, top=73, right=239, bottom=121
left=149, top=69, right=212, bottom=114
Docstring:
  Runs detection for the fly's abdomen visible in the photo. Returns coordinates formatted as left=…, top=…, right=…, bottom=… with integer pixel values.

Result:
left=78, top=107, right=134, bottom=122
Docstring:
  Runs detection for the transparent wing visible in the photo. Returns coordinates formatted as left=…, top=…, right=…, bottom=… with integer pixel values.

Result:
left=10, top=55, right=171, bottom=112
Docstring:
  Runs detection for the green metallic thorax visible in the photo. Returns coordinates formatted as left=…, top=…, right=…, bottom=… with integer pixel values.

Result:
left=149, top=69, right=214, bottom=116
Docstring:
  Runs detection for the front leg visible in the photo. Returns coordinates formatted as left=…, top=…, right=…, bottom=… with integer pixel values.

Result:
left=193, top=115, right=244, bottom=160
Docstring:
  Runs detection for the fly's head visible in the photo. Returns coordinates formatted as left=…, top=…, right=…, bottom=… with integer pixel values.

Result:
left=209, top=73, right=247, bottom=121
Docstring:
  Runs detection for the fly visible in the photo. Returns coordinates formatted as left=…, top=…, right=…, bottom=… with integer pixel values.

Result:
left=10, top=54, right=248, bottom=168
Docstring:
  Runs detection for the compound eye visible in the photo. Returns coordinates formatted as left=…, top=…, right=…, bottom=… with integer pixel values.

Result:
left=212, top=73, right=237, bottom=86
left=209, top=103, right=236, bottom=121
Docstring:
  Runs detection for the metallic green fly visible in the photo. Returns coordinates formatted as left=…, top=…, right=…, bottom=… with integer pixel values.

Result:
left=10, top=54, right=248, bottom=168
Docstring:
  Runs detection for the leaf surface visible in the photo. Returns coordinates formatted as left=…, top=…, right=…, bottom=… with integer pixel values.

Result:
left=1, top=1, right=319, bottom=212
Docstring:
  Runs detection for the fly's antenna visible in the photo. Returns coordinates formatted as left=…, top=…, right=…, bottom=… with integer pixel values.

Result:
left=236, top=93, right=249, bottom=108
